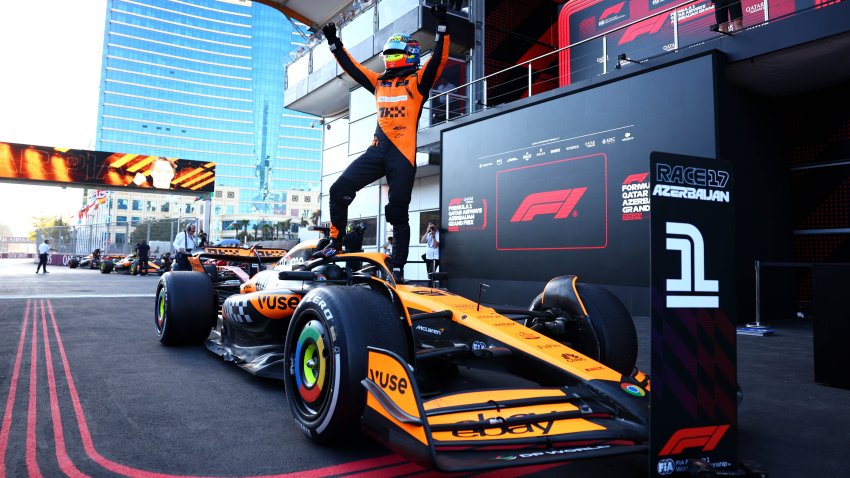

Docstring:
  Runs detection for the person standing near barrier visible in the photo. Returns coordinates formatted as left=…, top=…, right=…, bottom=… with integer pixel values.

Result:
left=710, top=0, right=743, bottom=33
left=310, top=1, right=451, bottom=285
left=137, top=239, right=151, bottom=275
left=172, top=224, right=197, bottom=271
left=36, top=239, right=50, bottom=274
left=421, top=222, right=440, bottom=276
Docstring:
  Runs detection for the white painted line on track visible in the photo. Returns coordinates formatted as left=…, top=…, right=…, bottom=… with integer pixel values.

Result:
left=0, top=294, right=155, bottom=300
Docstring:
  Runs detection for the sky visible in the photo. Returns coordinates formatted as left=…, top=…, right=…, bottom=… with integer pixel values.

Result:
left=0, top=0, right=107, bottom=236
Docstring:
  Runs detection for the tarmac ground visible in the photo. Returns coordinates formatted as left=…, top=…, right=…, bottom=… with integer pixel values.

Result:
left=0, top=258, right=845, bottom=477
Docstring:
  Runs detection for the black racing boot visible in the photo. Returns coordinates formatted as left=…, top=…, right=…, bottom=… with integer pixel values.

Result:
left=391, top=267, right=405, bottom=285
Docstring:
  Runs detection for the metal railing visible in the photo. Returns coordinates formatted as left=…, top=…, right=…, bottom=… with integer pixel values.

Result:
left=36, top=217, right=197, bottom=257
left=284, top=0, right=834, bottom=127
left=423, top=0, right=825, bottom=126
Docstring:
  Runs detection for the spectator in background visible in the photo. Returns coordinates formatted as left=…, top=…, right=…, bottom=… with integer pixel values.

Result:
left=710, top=0, right=743, bottom=33
left=172, top=224, right=197, bottom=271
left=36, top=239, right=51, bottom=274
left=343, top=223, right=366, bottom=253
left=137, top=239, right=151, bottom=275
left=198, top=230, right=208, bottom=249
left=381, top=236, right=393, bottom=257
left=420, top=222, right=440, bottom=276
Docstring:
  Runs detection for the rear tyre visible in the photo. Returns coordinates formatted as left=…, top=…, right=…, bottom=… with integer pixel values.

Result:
left=130, top=261, right=139, bottom=275
left=284, top=287, right=409, bottom=442
left=530, top=283, right=637, bottom=375
left=155, top=272, right=215, bottom=345
left=68, top=258, right=79, bottom=269
left=100, top=261, right=114, bottom=274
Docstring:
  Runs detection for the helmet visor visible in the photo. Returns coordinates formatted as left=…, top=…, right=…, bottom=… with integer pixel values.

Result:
left=383, top=53, right=405, bottom=63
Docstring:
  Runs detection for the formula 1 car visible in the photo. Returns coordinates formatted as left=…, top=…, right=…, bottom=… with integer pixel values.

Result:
left=68, top=250, right=117, bottom=269
left=154, top=248, right=648, bottom=472
left=99, top=253, right=165, bottom=275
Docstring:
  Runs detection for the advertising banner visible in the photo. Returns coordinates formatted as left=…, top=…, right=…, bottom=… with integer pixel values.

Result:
left=441, top=55, right=717, bottom=308
left=0, top=141, right=216, bottom=194
left=558, top=0, right=817, bottom=86
left=649, top=152, right=737, bottom=475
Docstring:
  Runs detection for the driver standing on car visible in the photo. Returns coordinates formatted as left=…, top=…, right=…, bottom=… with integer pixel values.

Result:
left=172, top=224, right=197, bottom=271
left=310, top=1, right=451, bottom=285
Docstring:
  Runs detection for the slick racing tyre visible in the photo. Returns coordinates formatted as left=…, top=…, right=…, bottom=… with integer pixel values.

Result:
left=155, top=272, right=215, bottom=345
left=68, top=258, right=79, bottom=268
left=100, top=261, right=114, bottom=274
left=530, top=283, right=637, bottom=375
left=130, top=261, right=139, bottom=276
left=284, top=287, right=409, bottom=442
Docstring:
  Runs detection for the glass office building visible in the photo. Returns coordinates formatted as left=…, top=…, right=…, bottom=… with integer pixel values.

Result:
left=94, top=0, right=321, bottom=239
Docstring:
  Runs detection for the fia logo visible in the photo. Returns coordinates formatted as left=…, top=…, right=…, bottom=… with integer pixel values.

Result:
left=657, top=458, right=675, bottom=475
left=665, top=222, right=718, bottom=308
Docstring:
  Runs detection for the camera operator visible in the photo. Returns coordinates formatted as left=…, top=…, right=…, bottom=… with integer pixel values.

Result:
left=421, top=222, right=440, bottom=276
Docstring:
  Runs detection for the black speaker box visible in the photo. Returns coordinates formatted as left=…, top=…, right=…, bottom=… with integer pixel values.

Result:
left=813, top=265, right=850, bottom=389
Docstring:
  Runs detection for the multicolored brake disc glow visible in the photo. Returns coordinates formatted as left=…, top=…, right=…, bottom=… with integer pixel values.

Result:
left=156, top=289, right=166, bottom=330
left=294, top=320, right=327, bottom=405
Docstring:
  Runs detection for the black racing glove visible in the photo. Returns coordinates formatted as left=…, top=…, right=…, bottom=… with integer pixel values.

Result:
left=322, top=22, right=340, bottom=47
left=430, top=1, right=448, bottom=26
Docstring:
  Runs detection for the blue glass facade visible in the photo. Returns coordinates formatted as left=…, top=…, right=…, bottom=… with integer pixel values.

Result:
left=95, top=0, right=321, bottom=232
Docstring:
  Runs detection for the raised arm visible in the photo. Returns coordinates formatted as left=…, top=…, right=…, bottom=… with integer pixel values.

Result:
left=418, top=1, right=451, bottom=95
left=323, top=22, right=379, bottom=94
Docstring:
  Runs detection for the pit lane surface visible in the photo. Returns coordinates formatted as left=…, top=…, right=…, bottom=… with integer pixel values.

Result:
left=0, top=259, right=647, bottom=477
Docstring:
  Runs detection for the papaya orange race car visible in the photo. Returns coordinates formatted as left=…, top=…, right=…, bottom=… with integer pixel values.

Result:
left=154, top=246, right=648, bottom=472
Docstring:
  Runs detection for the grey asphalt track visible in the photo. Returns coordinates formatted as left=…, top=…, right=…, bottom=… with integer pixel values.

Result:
left=0, top=258, right=846, bottom=477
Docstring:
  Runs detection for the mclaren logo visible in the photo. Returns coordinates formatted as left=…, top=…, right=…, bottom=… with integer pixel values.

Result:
left=511, top=188, right=587, bottom=222
left=415, top=324, right=443, bottom=335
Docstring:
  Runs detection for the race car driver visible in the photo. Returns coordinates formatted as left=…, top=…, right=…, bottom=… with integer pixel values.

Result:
left=311, top=1, right=451, bottom=284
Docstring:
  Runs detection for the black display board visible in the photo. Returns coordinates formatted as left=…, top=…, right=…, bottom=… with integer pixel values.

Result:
left=813, top=264, right=850, bottom=389
left=649, top=152, right=737, bottom=476
left=441, top=55, right=716, bottom=310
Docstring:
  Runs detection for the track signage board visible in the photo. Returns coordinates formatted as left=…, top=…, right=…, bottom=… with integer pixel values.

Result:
left=0, top=141, right=215, bottom=194
left=649, top=152, right=737, bottom=475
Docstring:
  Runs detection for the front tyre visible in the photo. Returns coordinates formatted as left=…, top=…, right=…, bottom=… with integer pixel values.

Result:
left=530, top=283, right=637, bottom=375
left=284, top=287, right=409, bottom=442
left=155, top=272, right=215, bottom=345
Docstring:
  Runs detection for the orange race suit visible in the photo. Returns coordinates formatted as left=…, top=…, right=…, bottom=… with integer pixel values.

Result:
left=326, top=29, right=450, bottom=269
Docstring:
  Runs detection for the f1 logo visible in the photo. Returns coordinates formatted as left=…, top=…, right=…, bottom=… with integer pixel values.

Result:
left=666, top=222, right=718, bottom=308
left=658, top=425, right=730, bottom=456
left=510, top=188, right=587, bottom=222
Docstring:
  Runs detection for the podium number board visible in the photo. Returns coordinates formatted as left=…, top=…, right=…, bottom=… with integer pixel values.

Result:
left=649, top=152, right=737, bottom=476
